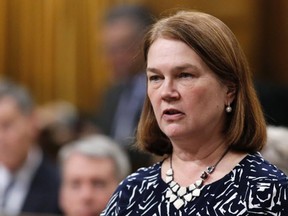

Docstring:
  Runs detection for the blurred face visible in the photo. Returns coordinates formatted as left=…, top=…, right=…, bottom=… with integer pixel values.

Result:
left=60, top=153, right=119, bottom=216
left=103, top=19, right=142, bottom=80
left=0, top=96, right=36, bottom=171
left=146, top=38, right=232, bottom=143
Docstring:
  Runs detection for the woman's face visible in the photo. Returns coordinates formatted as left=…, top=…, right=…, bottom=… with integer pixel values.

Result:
left=146, top=38, right=231, bottom=142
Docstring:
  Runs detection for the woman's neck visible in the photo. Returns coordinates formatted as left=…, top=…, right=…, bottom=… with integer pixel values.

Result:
left=161, top=145, right=246, bottom=187
left=171, top=135, right=227, bottom=162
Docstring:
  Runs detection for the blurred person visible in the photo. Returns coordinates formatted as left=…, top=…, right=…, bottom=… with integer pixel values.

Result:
left=261, top=125, right=288, bottom=174
left=0, top=80, right=61, bottom=215
left=59, top=134, right=131, bottom=216
left=94, top=4, right=155, bottom=171
left=36, top=100, right=78, bottom=145
left=255, top=80, right=288, bottom=127
left=36, top=100, right=79, bottom=162
left=101, top=11, right=288, bottom=215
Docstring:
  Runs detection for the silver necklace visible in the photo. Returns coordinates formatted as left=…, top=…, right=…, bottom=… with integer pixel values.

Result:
left=165, top=148, right=230, bottom=210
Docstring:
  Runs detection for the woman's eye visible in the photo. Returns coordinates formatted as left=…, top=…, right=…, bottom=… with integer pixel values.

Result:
left=148, top=75, right=161, bottom=81
left=179, top=73, right=193, bottom=78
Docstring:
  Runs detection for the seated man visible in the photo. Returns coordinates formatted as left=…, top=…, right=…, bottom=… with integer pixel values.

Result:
left=58, top=134, right=131, bottom=216
left=0, top=80, right=61, bottom=215
left=94, top=5, right=155, bottom=172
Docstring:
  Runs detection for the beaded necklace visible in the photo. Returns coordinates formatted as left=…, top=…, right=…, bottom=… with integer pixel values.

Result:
left=165, top=148, right=230, bottom=209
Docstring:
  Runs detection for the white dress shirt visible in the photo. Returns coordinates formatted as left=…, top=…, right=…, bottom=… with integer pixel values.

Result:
left=0, top=146, right=42, bottom=215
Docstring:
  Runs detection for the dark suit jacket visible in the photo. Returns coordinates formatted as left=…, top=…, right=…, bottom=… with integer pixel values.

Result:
left=94, top=83, right=125, bottom=136
left=255, top=80, right=288, bottom=127
left=93, top=75, right=153, bottom=172
left=21, top=155, right=62, bottom=215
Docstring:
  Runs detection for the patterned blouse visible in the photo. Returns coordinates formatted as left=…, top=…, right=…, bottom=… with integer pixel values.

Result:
left=101, top=153, right=288, bottom=215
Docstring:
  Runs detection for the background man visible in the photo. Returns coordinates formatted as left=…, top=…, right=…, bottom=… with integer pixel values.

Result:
left=93, top=5, right=155, bottom=171
left=59, top=134, right=131, bottom=216
left=0, top=80, right=61, bottom=215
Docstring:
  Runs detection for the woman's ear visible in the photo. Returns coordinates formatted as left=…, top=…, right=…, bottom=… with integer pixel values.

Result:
left=226, top=84, right=236, bottom=104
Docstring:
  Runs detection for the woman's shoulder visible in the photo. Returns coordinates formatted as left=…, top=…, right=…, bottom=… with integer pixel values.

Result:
left=100, top=162, right=163, bottom=216
left=223, top=152, right=288, bottom=214
left=238, top=152, right=288, bottom=184
left=120, top=162, right=162, bottom=188
left=109, top=162, right=162, bottom=198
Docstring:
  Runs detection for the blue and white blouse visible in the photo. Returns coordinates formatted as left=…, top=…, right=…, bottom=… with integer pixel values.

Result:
left=101, top=153, right=288, bottom=215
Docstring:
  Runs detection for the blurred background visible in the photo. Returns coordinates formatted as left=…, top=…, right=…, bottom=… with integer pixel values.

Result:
left=0, top=2, right=288, bottom=215
left=0, top=0, right=287, bottom=115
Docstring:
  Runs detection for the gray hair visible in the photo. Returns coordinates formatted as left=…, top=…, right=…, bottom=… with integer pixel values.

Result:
left=0, top=79, right=34, bottom=115
left=59, top=134, right=131, bottom=180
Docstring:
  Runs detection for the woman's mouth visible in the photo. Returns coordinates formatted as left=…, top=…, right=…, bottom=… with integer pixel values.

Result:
left=162, top=109, right=184, bottom=121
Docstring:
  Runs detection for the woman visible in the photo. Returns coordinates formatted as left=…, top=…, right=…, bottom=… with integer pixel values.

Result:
left=101, top=11, right=288, bottom=215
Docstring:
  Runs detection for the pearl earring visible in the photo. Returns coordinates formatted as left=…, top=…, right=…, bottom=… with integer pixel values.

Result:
left=226, top=103, right=232, bottom=113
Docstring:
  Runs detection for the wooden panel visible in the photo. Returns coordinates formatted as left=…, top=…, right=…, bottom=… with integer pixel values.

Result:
left=0, top=0, right=115, bottom=113
left=0, top=0, right=287, bottom=115
left=0, top=0, right=7, bottom=76
left=258, top=1, right=288, bottom=84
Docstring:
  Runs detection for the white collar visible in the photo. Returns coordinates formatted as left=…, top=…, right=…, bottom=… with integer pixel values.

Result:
left=0, top=146, right=43, bottom=215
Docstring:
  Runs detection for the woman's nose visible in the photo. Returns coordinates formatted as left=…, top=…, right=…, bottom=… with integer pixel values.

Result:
left=160, top=80, right=180, bottom=102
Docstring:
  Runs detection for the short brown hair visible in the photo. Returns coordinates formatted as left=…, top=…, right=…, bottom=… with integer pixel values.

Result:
left=136, top=11, right=266, bottom=156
